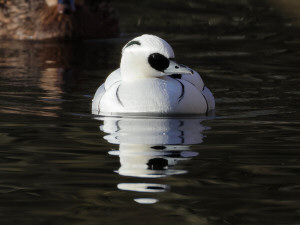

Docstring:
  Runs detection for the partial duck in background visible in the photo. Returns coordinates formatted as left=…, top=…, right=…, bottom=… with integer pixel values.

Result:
left=0, top=0, right=119, bottom=40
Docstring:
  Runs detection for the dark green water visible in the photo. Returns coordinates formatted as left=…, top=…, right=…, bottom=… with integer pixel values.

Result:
left=0, top=1, right=300, bottom=224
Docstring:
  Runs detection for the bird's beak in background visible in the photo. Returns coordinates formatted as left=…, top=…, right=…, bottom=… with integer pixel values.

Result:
left=57, top=0, right=76, bottom=14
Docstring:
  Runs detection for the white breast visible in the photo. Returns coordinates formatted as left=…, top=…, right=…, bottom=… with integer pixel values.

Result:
left=92, top=70, right=214, bottom=115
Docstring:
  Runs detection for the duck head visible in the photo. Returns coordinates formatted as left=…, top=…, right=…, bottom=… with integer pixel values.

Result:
left=120, top=34, right=193, bottom=81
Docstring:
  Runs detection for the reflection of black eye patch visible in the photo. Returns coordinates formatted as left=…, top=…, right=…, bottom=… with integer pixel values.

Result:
left=148, top=53, right=169, bottom=72
left=124, top=40, right=141, bottom=48
left=147, top=158, right=168, bottom=170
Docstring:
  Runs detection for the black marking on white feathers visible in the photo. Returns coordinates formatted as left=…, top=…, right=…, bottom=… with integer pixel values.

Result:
left=202, top=90, right=209, bottom=115
left=170, top=76, right=185, bottom=103
left=177, top=80, right=185, bottom=103
left=125, top=40, right=141, bottom=48
left=148, top=53, right=169, bottom=72
left=116, top=85, right=124, bottom=107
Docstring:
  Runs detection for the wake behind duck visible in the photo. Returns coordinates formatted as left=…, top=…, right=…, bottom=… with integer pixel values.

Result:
left=92, top=34, right=215, bottom=115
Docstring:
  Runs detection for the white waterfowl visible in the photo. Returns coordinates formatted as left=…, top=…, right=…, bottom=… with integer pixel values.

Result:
left=92, top=34, right=215, bottom=115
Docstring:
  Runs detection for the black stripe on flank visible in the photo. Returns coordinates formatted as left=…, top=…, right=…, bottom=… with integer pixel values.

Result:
left=98, top=101, right=101, bottom=114
left=116, top=85, right=124, bottom=107
left=202, top=86, right=210, bottom=114
left=202, top=92, right=209, bottom=115
left=109, top=80, right=122, bottom=89
left=170, top=75, right=197, bottom=89
left=171, top=77, right=185, bottom=103
left=177, top=80, right=185, bottom=103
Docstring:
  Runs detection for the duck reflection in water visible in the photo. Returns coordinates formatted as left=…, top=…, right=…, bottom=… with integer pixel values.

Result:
left=96, top=116, right=211, bottom=204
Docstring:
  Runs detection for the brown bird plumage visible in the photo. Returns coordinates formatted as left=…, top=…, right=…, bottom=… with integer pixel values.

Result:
left=0, top=0, right=119, bottom=40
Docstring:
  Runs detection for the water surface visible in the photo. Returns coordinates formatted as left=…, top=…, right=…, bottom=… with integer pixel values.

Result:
left=0, top=1, right=300, bottom=224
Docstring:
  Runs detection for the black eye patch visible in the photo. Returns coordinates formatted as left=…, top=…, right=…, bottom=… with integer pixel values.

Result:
left=148, top=53, right=169, bottom=72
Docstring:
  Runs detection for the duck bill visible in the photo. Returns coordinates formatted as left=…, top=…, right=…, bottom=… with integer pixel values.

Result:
left=164, top=60, right=193, bottom=75
left=58, top=0, right=76, bottom=14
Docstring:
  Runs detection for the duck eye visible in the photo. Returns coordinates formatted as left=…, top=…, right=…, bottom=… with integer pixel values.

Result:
left=148, top=53, right=170, bottom=72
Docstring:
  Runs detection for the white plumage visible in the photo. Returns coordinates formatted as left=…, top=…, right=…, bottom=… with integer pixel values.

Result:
left=92, top=34, right=215, bottom=115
